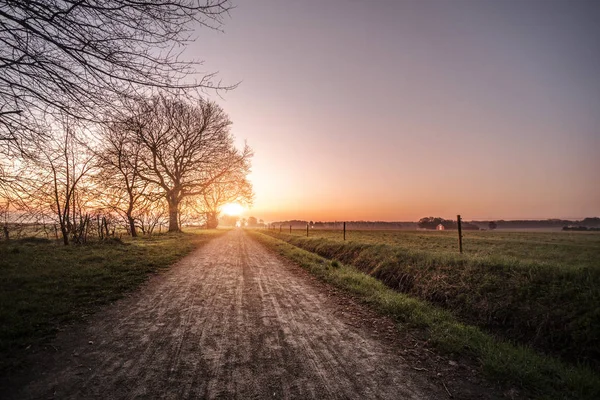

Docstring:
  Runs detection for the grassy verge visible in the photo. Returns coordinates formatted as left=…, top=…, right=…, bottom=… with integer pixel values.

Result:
left=250, top=231, right=600, bottom=400
left=260, top=231, right=600, bottom=371
left=0, top=229, right=225, bottom=374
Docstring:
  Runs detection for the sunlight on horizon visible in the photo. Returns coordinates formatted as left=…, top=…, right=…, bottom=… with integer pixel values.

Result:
left=198, top=0, right=599, bottom=222
left=221, top=202, right=245, bottom=217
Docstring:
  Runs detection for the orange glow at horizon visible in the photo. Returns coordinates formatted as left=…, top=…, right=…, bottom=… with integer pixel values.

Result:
left=221, top=203, right=245, bottom=217
left=200, top=1, right=600, bottom=223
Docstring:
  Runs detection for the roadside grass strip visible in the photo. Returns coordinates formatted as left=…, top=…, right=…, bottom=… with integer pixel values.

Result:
left=251, top=231, right=600, bottom=400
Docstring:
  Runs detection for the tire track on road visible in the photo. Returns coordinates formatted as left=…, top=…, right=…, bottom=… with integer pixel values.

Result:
left=10, top=230, right=455, bottom=399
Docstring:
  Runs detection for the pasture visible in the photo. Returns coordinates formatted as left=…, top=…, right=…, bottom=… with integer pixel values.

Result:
left=282, top=228, right=600, bottom=269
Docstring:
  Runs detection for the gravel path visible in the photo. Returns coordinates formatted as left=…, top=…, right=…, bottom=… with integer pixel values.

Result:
left=8, top=230, right=455, bottom=399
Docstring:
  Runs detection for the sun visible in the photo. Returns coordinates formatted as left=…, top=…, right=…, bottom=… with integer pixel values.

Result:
left=221, top=202, right=244, bottom=217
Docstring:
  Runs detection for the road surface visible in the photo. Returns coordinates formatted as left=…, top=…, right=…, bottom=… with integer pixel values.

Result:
left=7, top=230, right=491, bottom=399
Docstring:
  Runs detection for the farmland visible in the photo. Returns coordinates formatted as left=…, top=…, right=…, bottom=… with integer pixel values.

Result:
left=259, top=228, right=600, bottom=371
left=273, top=228, right=600, bottom=269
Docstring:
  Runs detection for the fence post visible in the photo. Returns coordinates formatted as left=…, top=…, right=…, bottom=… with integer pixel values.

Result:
left=289, top=224, right=292, bottom=234
left=306, top=223, right=309, bottom=237
left=457, top=214, right=463, bottom=253
left=279, top=224, right=282, bottom=233
left=343, top=222, right=346, bottom=241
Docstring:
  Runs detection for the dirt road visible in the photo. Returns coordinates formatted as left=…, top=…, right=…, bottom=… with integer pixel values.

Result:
left=8, top=230, right=472, bottom=399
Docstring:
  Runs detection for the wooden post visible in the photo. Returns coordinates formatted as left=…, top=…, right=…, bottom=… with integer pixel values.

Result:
left=306, top=224, right=309, bottom=237
left=279, top=224, right=282, bottom=233
left=457, top=214, right=463, bottom=253
left=343, top=222, right=346, bottom=241
left=289, top=224, right=292, bottom=234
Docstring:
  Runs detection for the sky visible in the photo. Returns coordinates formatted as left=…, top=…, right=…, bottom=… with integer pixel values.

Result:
left=188, top=0, right=600, bottom=222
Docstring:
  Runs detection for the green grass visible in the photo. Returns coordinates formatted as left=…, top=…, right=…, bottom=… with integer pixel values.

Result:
left=260, top=229, right=600, bottom=371
left=251, top=231, right=600, bottom=400
left=283, top=228, right=600, bottom=269
left=0, top=229, right=226, bottom=374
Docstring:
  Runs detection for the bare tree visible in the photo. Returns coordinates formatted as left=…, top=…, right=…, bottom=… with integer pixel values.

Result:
left=95, top=123, right=149, bottom=237
left=126, top=95, right=252, bottom=232
left=17, top=121, right=96, bottom=245
left=0, top=0, right=232, bottom=154
left=0, top=198, right=8, bottom=240
left=135, top=197, right=167, bottom=235
left=195, top=167, right=252, bottom=228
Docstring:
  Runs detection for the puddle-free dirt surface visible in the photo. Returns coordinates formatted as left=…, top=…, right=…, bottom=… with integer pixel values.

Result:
left=5, top=230, right=500, bottom=399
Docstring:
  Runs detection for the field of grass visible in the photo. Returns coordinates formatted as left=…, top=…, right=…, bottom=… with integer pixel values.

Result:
left=282, top=228, right=600, bottom=269
left=251, top=231, right=600, bottom=399
left=0, top=229, right=225, bottom=375
left=260, top=228, right=600, bottom=371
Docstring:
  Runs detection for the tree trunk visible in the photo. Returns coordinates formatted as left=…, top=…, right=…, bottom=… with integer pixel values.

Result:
left=168, top=199, right=180, bottom=232
left=206, top=212, right=218, bottom=229
left=128, top=215, right=137, bottom=237
left=60, top=223, right=69, bottom=245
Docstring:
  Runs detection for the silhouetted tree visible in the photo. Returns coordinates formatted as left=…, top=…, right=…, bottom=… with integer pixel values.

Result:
left=125, top=95, right=252, bottom=232
left=580, top=217, right=600, bottom=227
left=488, top=221, right=497, bottom=230
left=22, top=121, right=95, bottom=245
left=95, top=123, right=149, bottom=237
left=418, top=217, right=446, bottom=230
left=193, top=164, right=252, bottom=228
left=0, top=0, right=232, bottom=155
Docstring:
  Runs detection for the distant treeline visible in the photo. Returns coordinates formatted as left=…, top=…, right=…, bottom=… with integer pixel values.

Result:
left=269, top=220, right=417, bottom=229
left=417, top=217, right=480, bottom=230
left=471, top=217, right=600, bottom=229
left=267, top=217, right=600, bottom=230
left=562, top=226, right=600, bottom=231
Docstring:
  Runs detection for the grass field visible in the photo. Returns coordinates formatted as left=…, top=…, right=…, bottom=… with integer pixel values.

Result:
left=260, top=228, right=600, bottom=371
left=282, top=228, right=600, bottom=269
left=0, top=229, right=225, bottom=375
left=251, top=231, right=600, bottom=399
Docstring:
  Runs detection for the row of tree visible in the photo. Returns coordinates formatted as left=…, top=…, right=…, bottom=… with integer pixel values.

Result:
left=267, top=221, right=417, bottom=229
left=0, top=1, right=253, bottom=245
left=417, top=217, right=480, bottom=230
left=2, top=96, right=253, bottom=244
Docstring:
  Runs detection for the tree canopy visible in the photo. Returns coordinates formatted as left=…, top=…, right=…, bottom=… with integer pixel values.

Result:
left=120, top=95, right=252, bottom=232
left=0, top=0, right=232, bottom=153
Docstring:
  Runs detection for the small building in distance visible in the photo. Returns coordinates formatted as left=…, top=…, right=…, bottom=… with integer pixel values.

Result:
left=436, top=224, right=445, bottom=231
